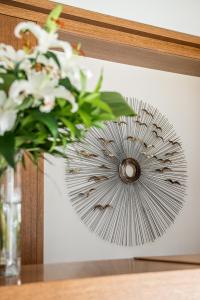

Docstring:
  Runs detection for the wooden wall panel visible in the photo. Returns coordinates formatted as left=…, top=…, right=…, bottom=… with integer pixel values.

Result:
left=21, top=154, right=44, bottom=265
left=0, top=14, right=44, bottom=264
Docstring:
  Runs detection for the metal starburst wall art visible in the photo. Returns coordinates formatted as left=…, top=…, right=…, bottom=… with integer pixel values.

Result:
left=65, top=98, right=187, bottom=246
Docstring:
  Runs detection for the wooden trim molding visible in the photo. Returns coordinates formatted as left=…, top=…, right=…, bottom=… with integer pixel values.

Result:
left=0, top=0, right=199, bottom=76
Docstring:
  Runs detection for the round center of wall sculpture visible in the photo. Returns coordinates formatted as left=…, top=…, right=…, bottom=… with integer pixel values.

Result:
left=65, top=98, right=187, bottom=246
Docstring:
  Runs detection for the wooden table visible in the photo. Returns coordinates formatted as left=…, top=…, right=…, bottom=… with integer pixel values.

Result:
left=1, top=255, right=200, bottom=286
left=1, top=255, right=200, bottom=299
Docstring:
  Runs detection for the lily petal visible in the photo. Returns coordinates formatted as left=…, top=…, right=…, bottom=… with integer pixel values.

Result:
left=9, top=80, right=31, bottom=104
left=54, top=85, right=78, bottom=112
left=50, top=40, right=72, bottom=59
left=0, top=110, right=17, bottom=135
left=40, top=97, right=55, bottom=113
left=15, top=22, right=43, bottom=39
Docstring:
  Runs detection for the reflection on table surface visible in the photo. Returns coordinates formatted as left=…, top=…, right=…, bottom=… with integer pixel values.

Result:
left=1, top=255, right=200, bottom=287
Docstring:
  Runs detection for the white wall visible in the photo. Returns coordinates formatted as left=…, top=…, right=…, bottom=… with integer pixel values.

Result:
left=53, top=0, right=200, bottom=36
left=44, top=56, right=200, bottom=263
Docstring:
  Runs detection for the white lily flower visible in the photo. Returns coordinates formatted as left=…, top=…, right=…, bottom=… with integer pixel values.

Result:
left=57, top=52, right=92, bottom=88
left=0, top=91, right=17, bottom=135
left=18, top=54, right=60, bottom=79
left=9, top=73, right=78, bottom=112
left=39, top=84, right=78, bottom=113
left=0, top=44, right=27, bottom=69
left=36, top=54, right=60, bottom=78
left=15, top=22, right=72, bottom=58
left=57, top=52, right=78, bottom=79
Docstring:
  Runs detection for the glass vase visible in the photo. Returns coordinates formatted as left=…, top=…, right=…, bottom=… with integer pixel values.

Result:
left=0, top=163, right=21, bottom=277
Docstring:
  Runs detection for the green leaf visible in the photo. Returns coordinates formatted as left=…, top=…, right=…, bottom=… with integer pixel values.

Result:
left=79, top=92, right=111, bottom=113
left=14, top=62, right=28, bottom=80
left=79, top=92, right=99, bottom=103
left=15, top=135, right=30, bottom=147
left=100, top=92, right=136, bottom=117
left=44, top=5, right=63, bottom=33
left=60, top=118, right=75, bottom=139
left=80, top=70, right=87, bottom=96
left=57, top=98, right=66, bottom=108
left=31, top=111, right=58, bottom=138
left=0, top=73, right=16, bottom=92
left=59, top=77, right=79, bottom=94
left=92, top=121, right=105, bottom=128
left=20, top=114, right=34, bottom=128
left=79, top=110, right=91, bottom=127
left=0, top=155, right=7, bottom=177
left=94, top=112, right=115, bottom=121
left=15, top=129, right=48, bottom=147
left=47, top=148, right=68, bottom=158
left=94, top=70, right=103, bottom=92
left=92, top=98, right=112, bottom=113
left=18, top=96, right=34, bottom=111
left=45, top=51, right=61, bottom=68
left=0, top=132, right=15, bottom=168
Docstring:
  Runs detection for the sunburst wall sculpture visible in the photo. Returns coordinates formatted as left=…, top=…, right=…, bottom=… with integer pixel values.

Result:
left=65, top=98, right=187, bottom=246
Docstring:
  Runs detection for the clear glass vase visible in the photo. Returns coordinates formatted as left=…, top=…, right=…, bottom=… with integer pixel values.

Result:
left=0, top=163, right=21, bottom=277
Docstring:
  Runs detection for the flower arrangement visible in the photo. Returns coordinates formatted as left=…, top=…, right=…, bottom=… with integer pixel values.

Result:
left=0, top=5, right=135, bottom=175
